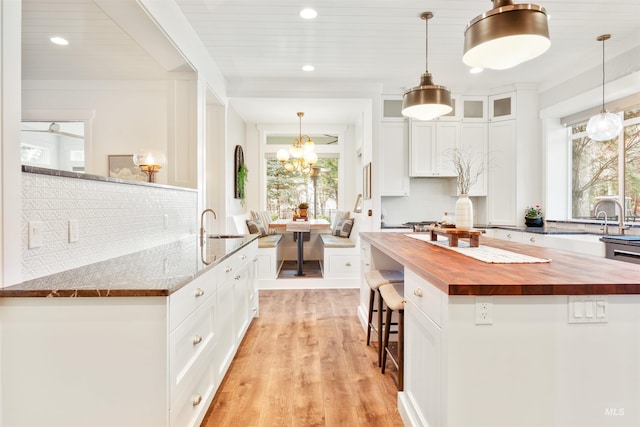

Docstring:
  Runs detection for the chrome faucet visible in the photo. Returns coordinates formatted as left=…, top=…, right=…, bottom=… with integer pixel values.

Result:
left=593, top=198, right=629, bottom=235
left=199, top=209, right=217, bottom=246
left=596, top=210, right=608, bottom=235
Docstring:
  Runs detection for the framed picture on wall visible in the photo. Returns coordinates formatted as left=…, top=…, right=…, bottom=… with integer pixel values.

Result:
left=108, top=155, right=146, bottom=181
left=363, top=162, right=372, bottom=199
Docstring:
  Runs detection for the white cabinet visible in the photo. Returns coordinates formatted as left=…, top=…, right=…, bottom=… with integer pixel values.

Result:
left=402, top=268, right=443, bottom=427
left=410, top=121, right=459, bottom=177
left=381, top=121, right=410, bottom=196
left=488, top=92, right=516, bottom=121
left=0, top=241, right=259, bottom=427
left=487, top=120, right=517, bottom=225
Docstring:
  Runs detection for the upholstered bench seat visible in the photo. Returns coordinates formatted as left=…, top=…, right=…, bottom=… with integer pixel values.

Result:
left=258, top=235, right=282, bottom=248
left=319, top=234, right=356, bottom=248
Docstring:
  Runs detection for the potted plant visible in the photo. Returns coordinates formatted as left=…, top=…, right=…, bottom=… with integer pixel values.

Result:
left=525, top=204, right=544, bottom=227
left=298, top=202, right=309, bottom=218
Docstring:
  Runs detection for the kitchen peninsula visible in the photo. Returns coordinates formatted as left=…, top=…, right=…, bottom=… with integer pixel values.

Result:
left=0, top=234, right=259, bottom=427
left=361, top=232, right=640, bottom=427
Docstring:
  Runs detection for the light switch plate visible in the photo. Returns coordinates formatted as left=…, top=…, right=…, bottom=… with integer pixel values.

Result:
left=28, top=221, right=43, bottom=249
left=69, top=219, right=79, bottom=243
left=569, top=296, right=607, bottom=323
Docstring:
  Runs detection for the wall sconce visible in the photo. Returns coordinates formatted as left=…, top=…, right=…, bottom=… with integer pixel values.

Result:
left=133, top=150, right=166, bottom=183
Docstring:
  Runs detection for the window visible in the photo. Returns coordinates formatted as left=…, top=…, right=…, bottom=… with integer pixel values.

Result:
left=570, top=106, right=640, bottom=221
left=266, top=157, right=339, bottom=221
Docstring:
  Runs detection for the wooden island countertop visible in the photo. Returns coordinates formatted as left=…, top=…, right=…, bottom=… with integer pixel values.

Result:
left=360, top=232, right=640, bottom=296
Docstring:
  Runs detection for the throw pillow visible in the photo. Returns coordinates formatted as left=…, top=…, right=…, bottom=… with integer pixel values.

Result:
left=333, top=218, right=346, bottom=236
left=246, top=219, right=267, bottom=237
left=338, top=218, right=354, bottom=238
left=331, top=210, right=350, bottom=233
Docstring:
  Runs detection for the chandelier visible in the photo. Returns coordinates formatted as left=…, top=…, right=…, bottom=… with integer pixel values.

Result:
left=277, top=112, right=317, bottom=174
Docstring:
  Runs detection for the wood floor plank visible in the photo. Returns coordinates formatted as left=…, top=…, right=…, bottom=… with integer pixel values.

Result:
left=201, top=289, right=403, bottom=427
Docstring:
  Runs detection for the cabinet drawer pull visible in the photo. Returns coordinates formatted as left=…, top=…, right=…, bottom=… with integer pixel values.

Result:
left=225, top=266, right=232, bottom=273
left=241, top=254, right=247, bottom=260
left=529, top=236, right=536, bottom=242
left=192, top=335, right=203, bottom=345
left=365, top=263, right=370, bottom=267
left=192, top=394, right=202, bottom=407
left=345, top=262, right=352, bottom=267
left=194, top=288, right=205, bottom=297
left=506, top=233, right=512, bottom=239
left=253, top=258, right=258, bottom=262
left=234, top=275, right=241, bottom=281
left=413, top=288, right=423, bottom=297
left=252, top=307, right=258, bottom=312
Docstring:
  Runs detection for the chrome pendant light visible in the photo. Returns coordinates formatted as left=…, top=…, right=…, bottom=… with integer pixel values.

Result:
left=463, top=0, right=550, bottom=70
left=402, top=12, right=453, bottom=121
left=586, top=34, right=623, bottom=142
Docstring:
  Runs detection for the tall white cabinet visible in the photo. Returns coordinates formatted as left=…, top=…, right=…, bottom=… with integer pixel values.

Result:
left=381, top=101, right=410, bottom=196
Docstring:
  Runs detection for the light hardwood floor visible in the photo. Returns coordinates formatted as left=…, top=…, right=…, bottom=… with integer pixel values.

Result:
left=201, top=289, right=403, bottom=427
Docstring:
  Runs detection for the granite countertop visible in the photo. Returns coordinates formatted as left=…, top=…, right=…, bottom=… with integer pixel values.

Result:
left=0, top=234, right=259, bottom=298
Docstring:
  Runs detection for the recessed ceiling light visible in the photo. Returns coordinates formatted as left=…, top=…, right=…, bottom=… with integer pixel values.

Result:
left=470, top=67, right=483, bottom=74
left=50, top=36, right=69, bottom=45
left=300, top=8, right=318, bottom=19
left=302, top=65, right=315, bottom=72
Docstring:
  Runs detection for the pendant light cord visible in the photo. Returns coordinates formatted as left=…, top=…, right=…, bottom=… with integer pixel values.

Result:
left=425, top=15, right=429, bottom=73
left=601, top=37, right=605, bottom=113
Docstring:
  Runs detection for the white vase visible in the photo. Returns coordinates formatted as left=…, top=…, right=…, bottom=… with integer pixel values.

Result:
left=455, top=194, right=473, bottom=230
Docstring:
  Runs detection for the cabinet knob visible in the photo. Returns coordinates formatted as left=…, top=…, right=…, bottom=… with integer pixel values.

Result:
left=241, top=254, right=247, bottom=260
left=192, top=394, right=202, bottom=407
left=252, top=307, right=258, bottom=312
left=507, top=233, right=512, bottom=239
left=345, top=262, right=352, bottom=267
left=192, top=335, right=203, bottom=345
left=194, top=288, right=205, bottom=297
left=530, top=236, right=536, bottom=242
left=225, top=266, right=232, bottom=273
left=413, top=288, right=423, bottom=297
left=253, top=258, right=258, bottom=262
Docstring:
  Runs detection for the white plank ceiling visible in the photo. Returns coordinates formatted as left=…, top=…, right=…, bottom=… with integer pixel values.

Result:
left=21, top=0, right=640, bottom=124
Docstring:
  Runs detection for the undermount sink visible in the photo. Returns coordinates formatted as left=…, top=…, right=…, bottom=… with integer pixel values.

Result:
left=207, top=234, right=246, bottom=239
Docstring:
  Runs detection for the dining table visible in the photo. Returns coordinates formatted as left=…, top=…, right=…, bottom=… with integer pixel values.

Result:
left=270, top=218, right=331, bottom=276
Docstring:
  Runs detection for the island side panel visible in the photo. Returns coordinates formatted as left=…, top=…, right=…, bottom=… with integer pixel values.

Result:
left=446, top=294, right=640, bottom=427
left=0, top=297, right=169, bottom=427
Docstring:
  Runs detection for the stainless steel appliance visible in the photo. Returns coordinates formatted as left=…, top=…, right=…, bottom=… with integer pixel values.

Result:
left=601, top=236, right=640, bottom=264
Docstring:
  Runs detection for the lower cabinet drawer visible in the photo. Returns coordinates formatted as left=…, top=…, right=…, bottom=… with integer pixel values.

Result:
left=404, top=268, right=443, bottom=327
left=170, top=342, right=217, bottom=427
left=327, top=255, right=360, bottom=274
left=169, top=269, right=217, bottom=331
left=169, top=294, right=216, bottom=394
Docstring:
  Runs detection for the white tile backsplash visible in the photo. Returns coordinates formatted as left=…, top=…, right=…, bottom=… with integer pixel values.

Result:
left=22, top=173, right=197, bottom=280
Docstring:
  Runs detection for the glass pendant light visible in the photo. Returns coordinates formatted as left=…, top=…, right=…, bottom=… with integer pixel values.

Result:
left=463, top=0, right=550, bottom=70
left=402, top=11, right=453, bottom=121
left=586, top=34, right=622, bottom=142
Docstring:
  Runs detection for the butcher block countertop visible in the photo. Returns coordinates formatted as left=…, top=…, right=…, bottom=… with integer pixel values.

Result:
left=361, top=232, right=640, bottom=296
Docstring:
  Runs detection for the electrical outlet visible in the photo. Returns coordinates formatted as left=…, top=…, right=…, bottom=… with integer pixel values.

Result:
left=69, top=219, right=79, bottom=243
left=163, top=214, right=169, bottom=229
left=28, top=221, right=43, bottom=249
left=475, top=296, right=493, bottom=325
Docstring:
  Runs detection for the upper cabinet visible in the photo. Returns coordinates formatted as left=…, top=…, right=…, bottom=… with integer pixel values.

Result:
left=381, top=121, right=410, bottom=196
left=461, top=96, right=488, bottom=122
left=488, top=92, right=516, bottom=121
left=410, top=121, right=459, bottom=177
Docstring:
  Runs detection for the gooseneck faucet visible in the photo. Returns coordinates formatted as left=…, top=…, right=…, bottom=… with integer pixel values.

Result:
left=596, top=210, right=608, bottom=235
left=199, top=209, right=217, bottom=246
left=593, top=198, right=629, bottom=235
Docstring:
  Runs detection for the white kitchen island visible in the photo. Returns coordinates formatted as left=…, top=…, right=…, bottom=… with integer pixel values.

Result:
left=361, top=232, right=640, bottom=427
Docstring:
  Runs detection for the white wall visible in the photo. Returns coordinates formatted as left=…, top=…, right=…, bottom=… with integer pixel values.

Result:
left=225, top=106, right=247, bottom=232
left=22, top=80, right=169, bottom=179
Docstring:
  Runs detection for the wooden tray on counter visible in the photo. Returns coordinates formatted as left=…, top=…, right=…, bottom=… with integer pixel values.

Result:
left=428, top=226, right=485, bottom=248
